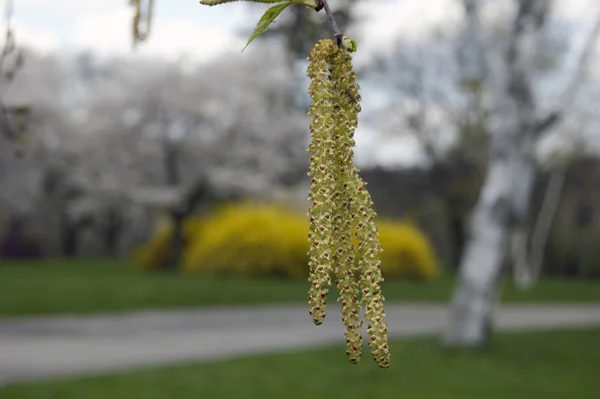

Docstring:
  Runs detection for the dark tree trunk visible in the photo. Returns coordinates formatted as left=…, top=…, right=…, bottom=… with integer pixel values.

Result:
left=167, top=213, right=185, bottom=271
left=164, top=142, right=182, bottom=272
left=60, top=216, right=79, bottom=258
left=449, top=213, right=466, bottom=270
left=103, top=209, right=123, bottom=258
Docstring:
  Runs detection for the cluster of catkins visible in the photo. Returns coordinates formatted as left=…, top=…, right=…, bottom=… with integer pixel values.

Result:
left=306, top=39, right=390, bottom=368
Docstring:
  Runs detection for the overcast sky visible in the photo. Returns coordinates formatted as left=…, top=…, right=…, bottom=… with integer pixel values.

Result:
left=6, top=0, right=600, bottom=167
left=9, top=0, right=467, bottom=60
left=11, top=1, right=598, bottom=57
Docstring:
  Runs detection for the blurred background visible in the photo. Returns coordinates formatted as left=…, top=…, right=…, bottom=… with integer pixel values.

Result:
left=1, top=0, right=600, bottom=398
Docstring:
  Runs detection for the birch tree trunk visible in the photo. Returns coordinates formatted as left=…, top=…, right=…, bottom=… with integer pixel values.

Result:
left=443, top=0, right=600, bottom=347
left=443, top=138, right=536, bottom=346
left=512, top=169, right=566, bottom=290
left=443, top=0, right=548, bottom=347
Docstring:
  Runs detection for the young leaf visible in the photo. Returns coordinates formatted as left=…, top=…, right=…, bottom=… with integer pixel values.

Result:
left=199, top=0, right=285, bottom=6
left=291, top=0, right=318, bottom=7
left=243, top=2, right=292, bottom=51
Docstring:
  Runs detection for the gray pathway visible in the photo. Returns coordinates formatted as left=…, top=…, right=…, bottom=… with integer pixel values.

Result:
left=1, top=303, right=600, bottom=384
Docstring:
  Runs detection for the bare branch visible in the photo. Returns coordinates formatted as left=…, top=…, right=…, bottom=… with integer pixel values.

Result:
left=527, top=169, right=565, bottom=284
left=458, top=0, right=488, bottom=83
left=0, top=0, right=16, bottom=142
left=513, top=168, right=565, bottom=289
left=535, top=9, right=600, bottom=138
left=533, top=111, right=560, bottom=135
left=0, top=0, right=14, bottom=81
left=557, top=13, right=600, bottom=109
left=316, top=0, right=343, bottom=45
left=505, top=0, right=550, bottom=116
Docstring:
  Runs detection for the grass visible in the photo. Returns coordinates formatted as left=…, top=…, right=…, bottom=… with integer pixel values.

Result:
left=1, top=259, right=599, bottom=317
left=2, top=327, right=599, bottom=398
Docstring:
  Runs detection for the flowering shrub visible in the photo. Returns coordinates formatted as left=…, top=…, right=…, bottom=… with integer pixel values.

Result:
left=133, top=202, right=440, bottom=282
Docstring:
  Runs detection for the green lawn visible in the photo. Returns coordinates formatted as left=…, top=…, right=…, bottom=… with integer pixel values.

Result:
left=2, top=327, right=599, bottom=398
left=1, top=260, right=599, bottom=317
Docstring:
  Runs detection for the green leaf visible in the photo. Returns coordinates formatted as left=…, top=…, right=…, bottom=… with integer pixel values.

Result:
left=291, top=0, right=318, bottom=7
left=199, top=0, right=286, bottom=6
left=243, top=2, right=292, bottom=51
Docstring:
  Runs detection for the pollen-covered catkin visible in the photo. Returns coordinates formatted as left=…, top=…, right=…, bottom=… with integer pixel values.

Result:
left=306, top=38, right=390, bottom=369
left=306, top=39, right=338, bottom=326
left=330, top=47, right=390, bottom=368
left=352, top=174, right=390, bottom=368
left=335, top=49, right=390, bottom=369
left=329, top=48, right=363, bottom=364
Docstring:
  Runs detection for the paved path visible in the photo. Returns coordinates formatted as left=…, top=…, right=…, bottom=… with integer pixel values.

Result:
left=1, top=303, right=600, bottom=384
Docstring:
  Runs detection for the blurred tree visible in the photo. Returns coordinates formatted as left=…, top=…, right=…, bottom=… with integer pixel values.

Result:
left=79, top=48, right=310, bottom=268
left=0, top=41, right=311, bottom=261
left=365, top=30, right=490, bottom=270
left=0, top=0, right=27, bottom=150
left=364, top=0, right=600, bottom=348
left=511, top=114, right=598, bottom=288
left=443, top=0, right=600, bottom=347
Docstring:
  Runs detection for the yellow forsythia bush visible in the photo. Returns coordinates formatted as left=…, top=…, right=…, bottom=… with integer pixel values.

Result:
left=133, top=202, right=440, bottom=281
left=132, top=216, right=204, bottom=270
left=376, top=221, right=439, bottom=280
left=182, top=203, right=309, bottom=279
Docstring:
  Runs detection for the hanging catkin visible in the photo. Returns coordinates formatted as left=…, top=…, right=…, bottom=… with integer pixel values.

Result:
left=306, top=39, right=390, bottom=368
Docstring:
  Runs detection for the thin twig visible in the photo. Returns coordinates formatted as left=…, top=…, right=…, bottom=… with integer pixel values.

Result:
left=0, top=0, right=14, bottom=81
left=317, top=0, right=355, bottom=104
left=316, top=0, right=343, bottom=45
left=535, top=9, right=600, bottom=139
left=0, top=0, right=16, bottom=141
left=558, top=13, right=600, bottom=109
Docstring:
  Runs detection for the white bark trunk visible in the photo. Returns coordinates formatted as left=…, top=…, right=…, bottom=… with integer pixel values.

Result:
left=443, top=0, right=600, bottom=347
left=442, top=0, right=549, bottom=348
left=443, top=149, right=536, bottom=346
left=513, top=169, right=566, bottom=290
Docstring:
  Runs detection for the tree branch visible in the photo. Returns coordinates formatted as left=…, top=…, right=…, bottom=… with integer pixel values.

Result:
left=316, top=0, right=343, bottom=45
left=533, top=111, right=560, bottom=135
left=0, top=0, right=16, bottom=142
left=535, top=10, right=600, bottom=139
left=512, top=167, right=565, bottom=290
left=0, top=0, right=14, bottom=81
left=459, top=0, right=488, bottom=83
left=527, top=169, right=565, bottom=285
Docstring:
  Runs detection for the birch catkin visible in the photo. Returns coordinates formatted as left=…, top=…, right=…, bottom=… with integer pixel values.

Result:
left=307, top=39, right=338, bottom=326
left=197, top=0, right=390, bottom=369
left=306, top=39, right=390, bottom=368
left=330, top=47, right=364, bottom=364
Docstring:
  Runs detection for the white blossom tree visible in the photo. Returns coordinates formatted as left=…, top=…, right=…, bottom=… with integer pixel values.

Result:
left=1, top=39, right=311, bottom=259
